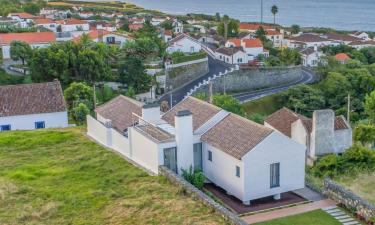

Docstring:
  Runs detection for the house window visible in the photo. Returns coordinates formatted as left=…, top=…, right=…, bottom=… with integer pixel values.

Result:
left=106, top=36, right=115, bottom=44
left=219, top=55, right=222, bottom=59
left=0, top=125, right=11, bottom=131
left=236, top=166, right=240, bottom=177
left=208, top=150, right=212, bottom=162
left=35, top=121, right=45, bottom=129
left=237, top=58, right=242, bottom=63
left=190, top=46, right=195, bottom=52
left=270, top=163, right=280, bottom=188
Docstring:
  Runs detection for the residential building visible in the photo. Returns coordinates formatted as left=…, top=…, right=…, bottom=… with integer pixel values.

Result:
left=151, top=17, right=166, bottom=26
left=78, top=11, right=95, bottom=19
left=129, top=23, right=144, bottom=31
left=215, top=47, right=248, bottom=64
left=56, top=18, right=89, bottom=32
left=348, top=40, right=375, bottom=50
left=166, top=33, right=202, bottom=54
left=128, top=17, right=145, bottom=24
left=225, top=38, right=266, bottom=59
left=266, top=30, right=284, bottom=47
left=321, top=33, right=361, bottom=45
left=265, top=108, right=352, bottom=164
left=87, top=96, right=305, bottom=205
left=335, top=53, right=350, bottom=64
left=287, top=34, right=331, bottom=48
left=172, top=19, right=184, bottom=33
left=0, top=32, right=56, bottom=59
left=8, top=12, right=35, bottom=27
left=349, top=31, right=370, bottom=41
left=239, top=23, right=273, bottom=33
left=74, top=30, right=130, bottom=46
left=163, top=29, right=173, bottom=42
left=33, top=18, right=57, bottom=32
left=300, top=46, right=325, bottom=67
left=0, top=80, right=68, bottom=131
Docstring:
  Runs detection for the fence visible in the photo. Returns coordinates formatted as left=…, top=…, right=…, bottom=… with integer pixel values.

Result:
left=165, top=57, right=208, bottom=69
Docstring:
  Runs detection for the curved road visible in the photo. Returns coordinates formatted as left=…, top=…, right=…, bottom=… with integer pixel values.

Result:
left=160, top=58, right=316, bottom=106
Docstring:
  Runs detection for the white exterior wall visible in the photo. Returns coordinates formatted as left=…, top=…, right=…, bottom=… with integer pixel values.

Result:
left=61, top=24, right=89, bottom=32
left=2, top=43, right=51, bottom=59
left=291, top=120, right=308, bottom=146
left=244, top=47, right=263, bottom=58
left=111, top=129, right=130, bottom=156
left=203, top=143, right=245, bottom=200
left=333, top=129, right=352, bottom=154
left=0, top=111, right=68, bottom=131
left=87, top=115, right=110, bottom=146
left=167, top=38, right=201, bottom=54
left=175, top=114, right=194, bottom=174
left=215, top=51, right=248, bottom=64
left=243, top=132, right=305, bottom=201
left=38, top=23, right=57, bottom=32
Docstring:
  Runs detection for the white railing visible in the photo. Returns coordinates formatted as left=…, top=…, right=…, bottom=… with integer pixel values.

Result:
left=201, top=44, right=216, bottom=58
left=165, top=57, right=208, bottom=69
left=184, top=65, right=240, bottom=98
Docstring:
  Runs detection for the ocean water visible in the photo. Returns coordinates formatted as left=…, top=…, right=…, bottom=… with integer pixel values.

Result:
left=125, top=0, right=375, bottom=31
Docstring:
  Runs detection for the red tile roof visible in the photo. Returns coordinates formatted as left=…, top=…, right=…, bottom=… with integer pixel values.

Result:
left=0, top=32, right=56, bottom=45
left=129, top=24, right=143, bottom=31
left=56, top=18, right=88, bottom=25
left=33, top=18, right=55, bottom=24
left=266, top=30, right=281, bottom=36
left=239, top=23, right=272, bottom=31
left=9, top=12, right=35, bottom=19
left=335, top=53, right=350, bottom=61
left=243, top=38, right=263, bottom=48
left=265, top=107, right=306, bottom=137
left=227, top=38, right=242, bottom=47
left=162, top=97, right=221, bottom=131
left=164, top=29, right=172, bottom=36
left=0, top=80, right=66, bottom=117
left=201, top=113, right=273, bottom=159
left=95, top=95, right=143, bottom=133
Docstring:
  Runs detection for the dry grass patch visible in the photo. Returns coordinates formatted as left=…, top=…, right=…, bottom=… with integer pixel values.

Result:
left=335, top=172, right=375, bottom=204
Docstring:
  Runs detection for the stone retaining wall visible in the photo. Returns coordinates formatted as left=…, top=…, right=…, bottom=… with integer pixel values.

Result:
left=165, top=59, right=209, bottom=91
left=323, top=178, right=375, bottom=223
left=196, top=66, right=302, bottom=94
left=159, top=166, right=247, bottom=225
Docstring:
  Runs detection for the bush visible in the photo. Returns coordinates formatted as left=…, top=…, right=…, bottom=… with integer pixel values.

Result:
left=313, top=154, right=342, bottom=177
left=181, top=166, right=205, bottom=189
left=73, top=103, right=90, bottom=125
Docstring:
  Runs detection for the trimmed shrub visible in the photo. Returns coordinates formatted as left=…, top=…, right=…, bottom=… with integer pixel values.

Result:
left=181, top=166, right=205, bottom=189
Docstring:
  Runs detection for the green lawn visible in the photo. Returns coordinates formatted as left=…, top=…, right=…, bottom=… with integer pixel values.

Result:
left=254, top=209, right=341, bottom=225
left=242, top=94, right=282, bottom=117
left=0, top=128, right=227, bottom=224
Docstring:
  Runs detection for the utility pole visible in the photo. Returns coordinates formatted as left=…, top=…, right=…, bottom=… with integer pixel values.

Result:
left=93, top=83, right=97, bottom=109
left=169, top=92, right=173, bottom=109
left=261, top=0, right=264, bottom=24
left=347, top=93, right=351, bottom=124
left=209, top=82, right=213, bottom=104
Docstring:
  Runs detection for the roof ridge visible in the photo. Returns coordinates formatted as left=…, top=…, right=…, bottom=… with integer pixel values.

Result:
left=229, top=112, right=274, bottom=132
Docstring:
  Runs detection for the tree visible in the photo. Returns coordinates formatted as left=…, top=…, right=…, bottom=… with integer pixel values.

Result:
left=23, top=3, right=40, bottom=15
left=360, top=47, right=375, bottom=64
left=64, top=82, right=94, bottom=111
left=319, top=72, right=351, bottom=109
left=215, top=12, right=221, bottom=22
left=364, top=90, right=375, bottom=122
left=217, top=18, right=239, bottom=38
left=118, top=55, right=151, bottom=93
left=291, top=24, right=300, bottom=34
left=212, top=94, right=244, bottom=115
left=10, top=41, right=32, bottom=65
left=160, top=20, right=173, bottom=30
left=354, top=124, right=375, bottom=148
left=222, top=15, right=229, bottom=40
left=279, top=48, right=301, bottom=65
left=255, top=26, right=267, bottom=43
left=271, top=5, right=278, bottom=27
left=73, top=103, right=90, bottom=125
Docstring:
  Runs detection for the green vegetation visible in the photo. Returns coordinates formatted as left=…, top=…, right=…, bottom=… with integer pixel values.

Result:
left=217, top=15, right=239, bottom=38
left=242, top=94, right=282, bottom=120
left=170, top=51, right=207, bottom=64
left=0, top=69, right=24, bottom=85
left=0, top=0, right=45, bottom=16
left=181, top=166, right=205, bottom=189
left=0, top=128, right=227, bottom=224
left=254, top=209, right=341, bottom=225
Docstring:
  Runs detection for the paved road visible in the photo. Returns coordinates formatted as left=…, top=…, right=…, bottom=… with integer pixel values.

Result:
left=233, top=68, right=315, bottom=103
left=160, top=56, right=230, bottom=107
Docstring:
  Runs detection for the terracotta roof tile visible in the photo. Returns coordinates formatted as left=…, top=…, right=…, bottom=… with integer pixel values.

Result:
left=0, top=81, right=66, bottom=117
left=95, top=95, right=143, bottom=133
left=0, top=32, right=56, bottom=45
left=33, top=18, right=55, bottom=24
left=335, top=53, right=350, bottom=61
left=243, top=38, right=263, bottom=48
left=161, top=97, right=221, bottom=131
left=201, top=114, right=273, bottom=159
left=216, top=46, right=245, bottom=56
left=289, top=34, right=329, bottom=43
left=239, top=23, right=272, bottom=31
left=9, top=12, right=35, bottom=19
left=265, top=107, right=306, bottom=137
left=227, top=38, right=241, bottom=47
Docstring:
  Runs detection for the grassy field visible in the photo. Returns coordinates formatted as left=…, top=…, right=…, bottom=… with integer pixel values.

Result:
left=242, top=94, right=282, bottom=117
left=254, top=209, right=341, bottom=225
left=0, top=128, right=227, bottom=224
left=335, top=172, right=375, bottom=204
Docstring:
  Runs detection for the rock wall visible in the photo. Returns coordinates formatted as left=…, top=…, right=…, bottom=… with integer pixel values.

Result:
left=323, top=179, right=375, bottom=223
left=165, top=59, right=209, bottom=91
left=159, top=166, right=247, bottom=225
left=197, top=66, right=302, bottom=94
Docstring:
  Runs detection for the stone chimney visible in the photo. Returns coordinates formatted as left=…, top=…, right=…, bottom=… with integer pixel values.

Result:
left=310, top=109, right=335, bottom=157
left=174, top=110, right=194, bottom=174
left=141, top=102, right=161, bottom=122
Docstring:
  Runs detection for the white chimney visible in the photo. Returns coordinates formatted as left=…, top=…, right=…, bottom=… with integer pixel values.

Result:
left=141, top=102, right=161, bottom=122
left=310, top=109, right=335, bottom=157
left=314, top=44, right=318, bottom=52
left=174, top=110, right=194, bottom=174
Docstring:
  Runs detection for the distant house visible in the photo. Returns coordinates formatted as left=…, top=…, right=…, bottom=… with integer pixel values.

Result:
left=166, top=33, right=202, bottom=54
left=322, top=33, right=361, bottom=45
left=348, top=40, right=375, bottom=50
left=129, top=23, right=144, bottom=31
left=8, top=12, right=35, bottom=27
left=225, top=38, right=266, bottom=59
left=239, top=23, right=273, bottom=33
left=0, top=80, right=68, bottom=131
left=287, top=34, right=331, bottom=48
left=334, top=53, right=350, bottom=64
left=151, top=16, right=166, bottom=26
left=300, top=46, right=325, bottom=67
left=74, top=30, right=130, bottom=46
left=265, top=108, right=352, bottom=165
left=128, top=17, right=145, bottom=24
left=349, top=31, right=370, bottom=41
left=78, top=11, right=95, bottom=19
left=215, top=47, right=248, bottom=64
left=163, top=29, right=173, bottom=42
left=172, top=19, right=184, bottom=33
left=0, top=32, right=56, bottom=59
left=56, top=18, right=89, bottom=32
left=266, top=30, right=284, bottom=47
left=87, top=96, right=305, bottom=205
left=33, top=18, right=57, bottom=32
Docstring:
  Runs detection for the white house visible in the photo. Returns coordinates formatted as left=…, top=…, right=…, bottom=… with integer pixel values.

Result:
left=7, top=12, right=35, bottom=27
left=215, top=47, right=249, bottom=64
left=300, top=46, right=325, bottom=67
left=163, top=29, right=173, bottom=42
left=287, top=34, right=331, bottom=48
left=349, top=31, right=370, bottom=41
left=348, top=40, right=375, bottom=50
left=75, top=30, right=130, bottom=46
left=172, top=19, right=183, bottom=33
left=151, top=17, right=166, bottom=26
left=0, top=80, right=68, bottom=131
left=265, top=108, right=352, bottom=165
left=56, top=18, right=89, bottom=32
left=78, top=11, right=95, bottom=19
left=225, top=38, right=265, bottom=60
left=266, top=30, right=284, bottom=47
left=321, top=33, right=361, bottom=45
left=167, top=33, right=202, bottom=54
left=0, top=32, right=56, bottom=59
left=87, top=96, right=305, bottom=205
left=33, top=18, right=57, bottom=32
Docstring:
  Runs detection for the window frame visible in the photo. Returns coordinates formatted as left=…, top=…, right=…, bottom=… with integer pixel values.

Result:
left=236, top=166, right=240, bottom=177
left=208, top=150, right=212, bottom=162
left=35, top=121, right=45, bottom=129
left=270, top=162, right=280, bottom=188
left=0, top=124, right=11, bottom=131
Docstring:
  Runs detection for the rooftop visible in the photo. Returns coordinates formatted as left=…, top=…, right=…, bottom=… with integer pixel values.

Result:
left=0, top=80, right=66, bottom=117
left=216, top=46, right=245, bottom=56
left=0, top=32, right=56, bottom=45
left=289, top=34, right=330, bottom=43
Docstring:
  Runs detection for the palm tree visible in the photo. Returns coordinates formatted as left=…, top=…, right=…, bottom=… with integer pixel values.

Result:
left=271, top=5, right=279, bottom=27
left=222, top=15, right=230, bottom=40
